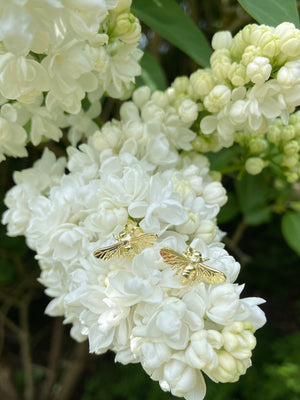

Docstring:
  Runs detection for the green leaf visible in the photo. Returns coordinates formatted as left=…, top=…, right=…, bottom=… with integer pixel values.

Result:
left=0, top=260, right=16, bottom=284
left=207, top=146, right=241, bottom=171
left=132, top=0, right=212, bottom=67
left=135, top=51, right=168, bottom=91
left=238, top=0, right=300, bottom=27
left=235, top=173, right=271, bottom=225
left=281, top=211, right=300, bottom=255
left=218, top=192, right=240, bottom=224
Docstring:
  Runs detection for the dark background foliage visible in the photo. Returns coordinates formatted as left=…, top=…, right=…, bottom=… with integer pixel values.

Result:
left=1, top=1, right=300, bottom=399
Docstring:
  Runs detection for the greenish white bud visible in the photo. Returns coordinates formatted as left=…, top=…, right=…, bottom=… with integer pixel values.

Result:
left=203, top=85, right=231, bottom=113
left=281, top=154, right=299, bottom=168
left=289, top=112, right=300, bottom=125
left=231, top=24, right=256, bottom=59
left=190, top=69, right=215, bottom=98
left=212, top=31, right=233, bottom=50
left=151, top=91, right=169, bottom=109
left=245, top=157, right=265, bottom=175
left=132, top=86, right=151, bottom=108
left=172, top=76, right=190, bottom=93
left=210, top=49, right=231, bottom=81
left=275, top=22, right=300, bottom=57
left=166, top=87, right=176, bottom=103
left=249, top=138, right=267, bottom=154
left=112, top=12, right=141, bottom=44
left=210, top=170, right=222, bottom=181
left=196, top=219, right=217, bottom=243
left=286, top=172, right=299, bottom=183
left=178, top=99, right=198, bottom=123
left=250, top=25, right=279, bottom=58
left=241, top=45, right=261, bottom=66
left=283, top=140, right=300, bottom=155
left=281, top=125, right=295, bottom=141
left=294, top=122, right=300, bottom=137
left=277, top=61, right=300, bottom=88
left=228, top=63, right=248, bottom=86
left=267, top=125, right=281, bottom=145
left=246, top=56, right=272, bottom=84
left=192, top=136, right=211, bottom=153
left=114, top=0, right=132, bottom=13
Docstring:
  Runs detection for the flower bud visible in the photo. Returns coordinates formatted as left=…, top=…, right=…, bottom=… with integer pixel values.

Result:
left=222, top=322, right=256, bottom=360
left=161, top=360, right=197, bottom=397
left=281, top=154, right=299, bottom=168
left=249, top=137, right=267, bottom=154
left=186, top=330, right=222, bottom=369
left=277, top=60, right=300, bottom=89
left=294, top=122, right=300, bottom=137
left=286, top=172, right=299, bottom=183
left=246, top=56, right=272, bottom=84
left=212, top=31, right=233, bottom=50
left=289, top=111, right=300, bottom=125
left=203, top=85, right=231, bottom=113
left=230, top=24, right=256, bottom=59
left=120, top=101, right=139, bottom=121
left=190, top=69, right=215, bottom=98
left=111, top=12, right=141, bottom=44
left=267, top=125, right=281, bottom=145
left=196, top=219, right=217, bottom=243
left=178, top=99, right=198, bottom=123
left=245, top=157, right=265, bottom=175
left=166, top=87, right=176, bottom=103
left=241, top=45, right=261, bottom=66
left=210, top=170, right=222, bottom=181
left=250, top=25, right=279, bottom=58
left=283, top=140, right=300, bottom=155
left=192, top=136, right=211, bottom=153
left=276, top=22, right=300, bottom=57
left=281, top=125, right=295, bottom=141
left=114, top=0, right=132, bottom=13
left=151, top=91, right=169, bottom=109
left=206, top=350, right=250, bottom=383
left=202, top=181, right=227, bottom=206
left=172, top=76, right=189, bottom=93
left=228, top=62, right=248, bottom=86
left=210, top=49, right=231, bottom=81
left=141, top=102, right=164, bottom=122
left=132, top=86, right=151, bottom=108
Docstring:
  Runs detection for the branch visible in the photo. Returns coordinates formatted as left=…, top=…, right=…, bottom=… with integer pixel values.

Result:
left=52, top=341, right=89, bottom=400
left=39, top=318, right=64, bottom=400
left=19, top=295, right=34, bottom=400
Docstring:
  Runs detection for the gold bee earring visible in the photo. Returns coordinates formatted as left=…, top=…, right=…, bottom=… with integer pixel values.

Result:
left=160, top=245, right=226, bottom=285
left=94, top=220, right=158, bottom=261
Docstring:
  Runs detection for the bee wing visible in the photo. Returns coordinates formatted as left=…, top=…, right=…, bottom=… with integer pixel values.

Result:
left=130, top=233, right=158, bottom=254
left=198, top=263, right=226, bottom=284
left=93, top=242, right=123, bottom=261
left=160, top=248, right=191, bottom=269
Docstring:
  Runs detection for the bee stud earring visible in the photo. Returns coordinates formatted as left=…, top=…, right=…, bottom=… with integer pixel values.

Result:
left=94, top=220, right=158, bottom=260
left=160, top=245, right=226, bottom=285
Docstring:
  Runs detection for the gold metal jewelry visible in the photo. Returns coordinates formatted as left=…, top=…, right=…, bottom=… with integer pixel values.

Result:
left=94, top=220, right=158, bottom=260
left=160, top=245, right=226, bottom=285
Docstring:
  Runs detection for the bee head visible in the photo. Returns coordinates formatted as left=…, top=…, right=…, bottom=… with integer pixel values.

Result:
left=183, top=245, right=201, bottom=261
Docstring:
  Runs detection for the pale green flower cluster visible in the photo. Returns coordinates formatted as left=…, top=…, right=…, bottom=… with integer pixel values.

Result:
left=161, top=23, right=300, bottom=163
left=235, top=111, right=300, bottom=182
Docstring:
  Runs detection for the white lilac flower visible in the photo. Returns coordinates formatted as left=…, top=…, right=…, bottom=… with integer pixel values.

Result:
left=3, top=116, right=265, bottom=400
left=0, top=0, right=142, bottom=161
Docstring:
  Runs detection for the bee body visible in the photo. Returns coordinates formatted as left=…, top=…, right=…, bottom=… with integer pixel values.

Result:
left=94, top=220, right=157, bottom=260
left=160, top=246, right=226, bottom=285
